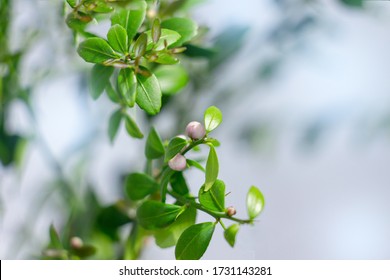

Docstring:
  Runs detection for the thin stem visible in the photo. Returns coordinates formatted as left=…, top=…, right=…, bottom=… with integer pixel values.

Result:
left=168, top=190, right=252, bottom=225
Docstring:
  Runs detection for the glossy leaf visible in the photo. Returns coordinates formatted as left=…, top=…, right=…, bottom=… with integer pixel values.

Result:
left=111, top=2, right=147, bottom=43
left=175, top=222, right=215, bottom=260
left=124, top=114, right=143, bottom=139
left=108, top=109, right=122, bottom=143
left=107, top=24, right=128, bottom=53
left=152, top=18, right=161, bottom=43
left=89, top=64, right=113, bottom=100
left=145, top=29, right=181, bottom=51
left=224, top=224, right=239, bottom=247
left=198, top=179, right=225, bottom=212
left=155, top=65, right=188, bottom=95
left=205, top=145, right=219, bottom=191
left=118, top=68, right=136, bottom=107
left=87, top=0, right=113, bottom=13
left=125, top=172, right=159, bottom=201
left=204, top=106, right=223, bottom=133
left=154, top=52, right=179, bottom=65
left=247, top=186, right=265, bottom=220
left=170, top=171, right=189, bottom=196
left=66, top=0, right=76, bottom=8
left=77, top=38, right=119, bottom=64
left=145, top=127, right=165, bottom=159
left=165, top=136, right=187, bottom=161
left=137, top=201, right=183, bottom=230
left=135, top=70, right=162, bottom=115
left=186, top=159, right=205, bottom=172
left=161, top=17, right=198, bottom=47
left=155, top=206, right=196, bottom=248
left=133, top=33, right=147, bottom=58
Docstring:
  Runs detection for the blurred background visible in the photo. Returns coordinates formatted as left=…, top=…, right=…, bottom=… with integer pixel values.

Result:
left=1, top=0, right=390, bottom=259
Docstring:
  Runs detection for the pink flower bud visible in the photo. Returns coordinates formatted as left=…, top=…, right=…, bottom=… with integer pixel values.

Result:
left=185, top=121, right=206, bottom=140
left=226, top=206, right=237, bottom=217
left=70, top=236, right=83, bottom=249
left=168, top=154, right=187, bottom=171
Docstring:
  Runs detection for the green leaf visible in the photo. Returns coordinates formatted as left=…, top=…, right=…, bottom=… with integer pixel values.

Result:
left=170, top=172, right=189, bottom=196
left=89, top=64, right=113, bottom=100
left=204, top=145, right=219, bottom=191
left=108, top=109, right=122, bottom=143
left=96, top=203, right=132, bottom=240
left=49, top=224, right=62, bottom=249
left=71, top=244, right=97, bottom=258
left=105, top=83, right=120, bottom=103
left=88, top=0, right=113, bottom=13
left=161, top=18, right=198, bottom=47
left=165, top=136, right=188, bottom=161
left=198, top=179, right=225, bottom=212
left=107, top=24, right=128, bottom=53
left=145, top=127, right=165, bottom=159
left=186, top=159, right=205, bottom=172
left=154, top=52, right=179, bottom=65
left=66, top=0, right=76, bottom=8
left=155, top=206, right=196, bottom=248
left=145, top=29, right=181, bottom=51
left=247, top=186, right=265, bottom=220
left=175, top=222, right=215, bottom=260
left=133, top=33, right=147, bottom=58
left=152, top=18, right=161, bottom=43
left=124, top=114, right=143, bottom=139
left=111, top=2, right=147, bottom=43
left=118, top=68, right=137, bottom=107
left=155, top=65, right=188, bottom=95
left=204, top=106, right=223, bottom=133
left=340, top=0, right=363, bottom=7
left=135, top=70, right=162, bottom=115
left=224, top=224, right=239, bottom=247
left=137, top=201, right=183, bottom=230
left=77, top=38, right=119, bottom=64
left=124, top=172, right=159, bottom=201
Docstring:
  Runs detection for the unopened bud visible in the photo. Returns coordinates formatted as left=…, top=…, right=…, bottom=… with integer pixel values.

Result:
left=185, top=121, right=206, bottom=140
left=226, top=206, right=236, bottom=217
left=70, top=236, right=83, bottom=249
left=168, top=154, right=187, bottom=171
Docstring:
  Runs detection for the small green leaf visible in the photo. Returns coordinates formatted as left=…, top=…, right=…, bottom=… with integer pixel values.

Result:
left=71, top=244, right=97, bottom=258
left=118, top=68, right=137, bottom=107
left=165, top=136, right=188, bottom=161
left=89, top=64, right=114, bottom=100
left=133, top=33, right=147, bottom=58
left=170, top=172, right=189, bottom=196
left=108, top=109, right=122, bottom=143
left=107, top=24, right=128, bottom=53
left=145, top=127, right=165, bottom=159
left=111, top=2, right=147, bottom=43
left=205, top=145, right=219, bottom=191
left=105, top=83, right=120, bottom=103
left=204, top=106, right=223, bottom=133
left=135, top=70, right=162, bottom=115
left=77, top=38, right=119, bottom=64
left=154, top=52, right=179, bottom=65
left=124, top=114, right=143, bottom=139
left=124, top=172, right=159, bottom=201
left=49, top=224, right=62, bottom=249
left=206, top=138, right=221, bottom=147
left=155, top=65, right=188, bottom=95
left=155, top=206, right=196, bottom=248
left=96, top=203, right=132, bottom=240
left=152, top=18, right=161, bottom=43
left=186, top=159, right=205, bottom=172
left=88, top=1, right=113, bottom=13
left=199, top=179, right=225, bottom=212
left=224, top=224, right=239, bottom=247
left=145, top=29, right=181, bottom=51
left=175, top=222, right=215, bottom=260
left=66, top=0, right=77, bottom=8
left=247, top=186, right=265, bottom=220
left=137, top=201, right=183, bottom=230
left=161, top=18, right=198, bottom=47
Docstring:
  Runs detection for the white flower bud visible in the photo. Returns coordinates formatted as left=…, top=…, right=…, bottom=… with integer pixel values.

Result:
left=70, top=236, right=83, bottom=249
left=226, top=206, right=236, bottom=217
left=185, top=121, right=206, bottom=140
left=168, top=154, right=187, bottom=171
